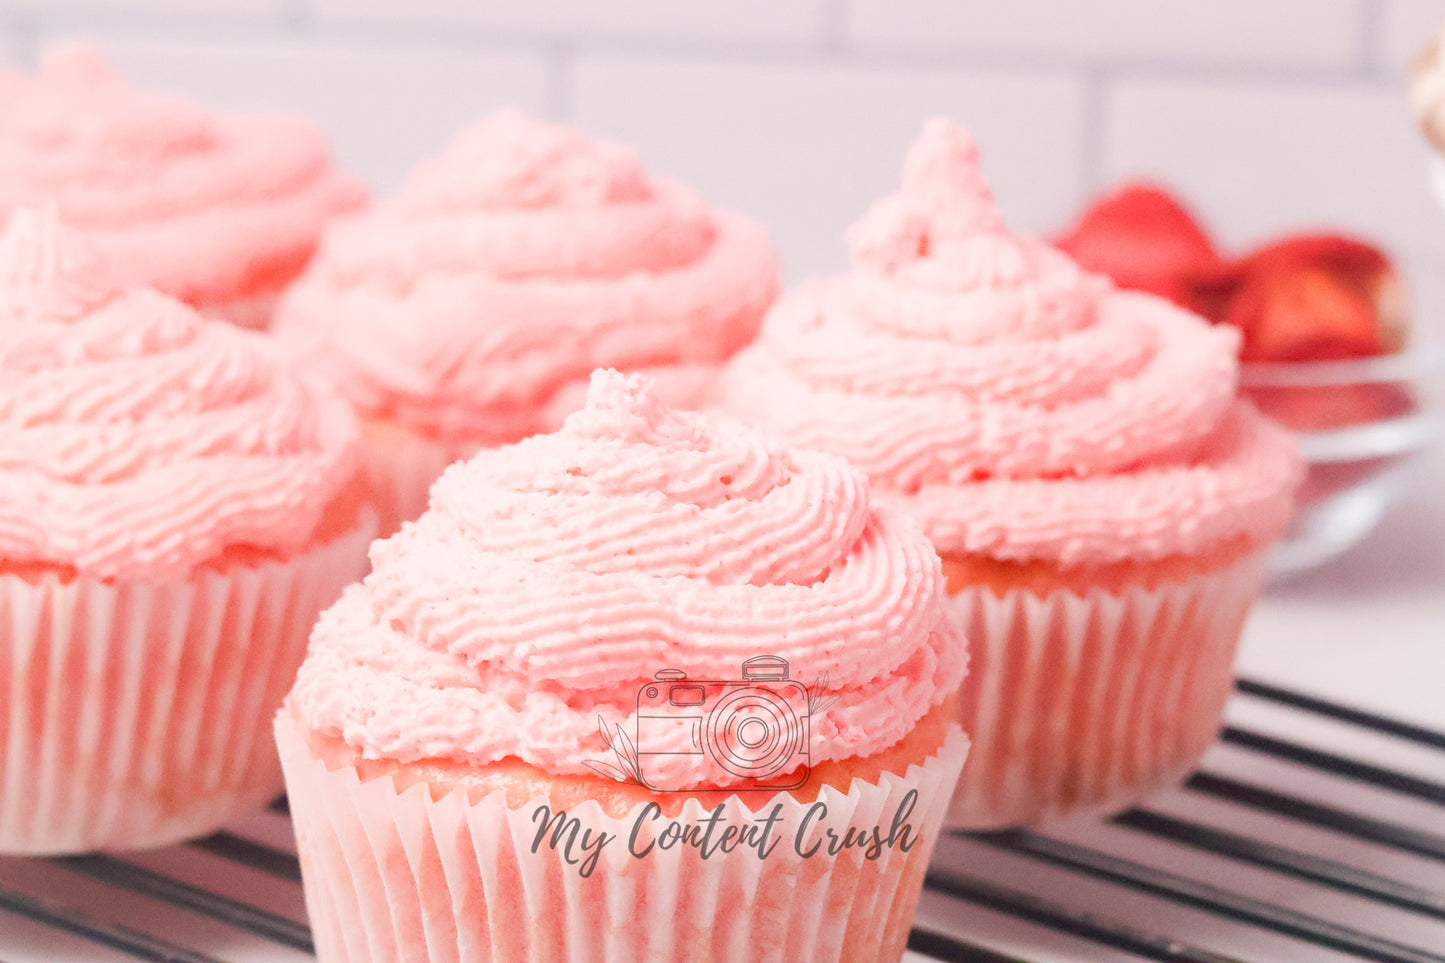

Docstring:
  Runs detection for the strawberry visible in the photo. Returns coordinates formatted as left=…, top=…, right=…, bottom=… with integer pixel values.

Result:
left=1225, top=264, right=1385, bottom=363
left=1053, top=181, right=1226, bottom=309
left=1239, top=233, right=1395, bottom=282
left=1059, top=184, right=1417, bottom=455
left=1229, top=234, right=1407, bottom=357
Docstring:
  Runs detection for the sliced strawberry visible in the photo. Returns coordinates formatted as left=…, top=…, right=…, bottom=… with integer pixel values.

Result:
left=1233, top=234, right=1407, bottom=353
left=1239, top=233, right=1390, bottom=279
left=1227, top=265, right=1384, bottom=363
left=1054, top=181, right=1225, bottom=308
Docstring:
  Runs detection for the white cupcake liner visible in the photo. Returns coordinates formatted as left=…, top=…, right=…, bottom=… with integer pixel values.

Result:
left=276, top=711, right=970, bottom=963
left=0, top=518, right=373, bottom=853
left=945, top=548, right=1270, bottom=830
left=358, top=419, right=481, bottom=537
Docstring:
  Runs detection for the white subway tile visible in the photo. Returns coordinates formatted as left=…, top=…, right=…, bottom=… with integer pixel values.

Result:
left=1402, top=250, right=1445, bottom=339
left=1382, top=0, right=1445, bottom=73
left=0, top=29, right=22, bottom=67
left=572, top=58, right=1087, bottom=281
left=44, top=34, right=551, bottom=196
left=6, top=0, right=288, bottom=22
left=314, top=0, right=826, bottom=46
left=848, top=0, right=1363, bottom=68
left=1102, top=78, right=1445, bottom=323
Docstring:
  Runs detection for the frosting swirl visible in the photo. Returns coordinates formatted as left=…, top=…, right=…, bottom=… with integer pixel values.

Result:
left=720, top=119, right=1300, bottom=567
left=291, top=370, right=966, bottom=784
left=275, top=109, right=779, bottom=442
left=0, top=44, right=367, bottom=322
left=0, top=208, right=359, bottom=579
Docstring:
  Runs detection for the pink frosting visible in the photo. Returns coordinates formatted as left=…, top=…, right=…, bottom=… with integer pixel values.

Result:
left=0, top=208, right=359, bottom=579
left=0, top=44, right=367, bottom=322
left=290, top=370, right=966, bottom=783
left=719, top=119, right=1301, bottom=567
left=275, top=109, right=779, bottom=443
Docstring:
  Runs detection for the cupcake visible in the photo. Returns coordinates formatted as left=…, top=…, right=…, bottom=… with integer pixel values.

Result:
left=276, top=370, right=968, bottom=963
left=0, top=208, right=371, bottom=853
left=717, top=119, right=1302, bottom=829
left=0, top=43, right=367, bottom=329
left=274, top=109, right=780, bottom=535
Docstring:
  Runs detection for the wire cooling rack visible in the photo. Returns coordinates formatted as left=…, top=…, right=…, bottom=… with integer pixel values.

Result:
left=1, top=676, right=1442, bottom=963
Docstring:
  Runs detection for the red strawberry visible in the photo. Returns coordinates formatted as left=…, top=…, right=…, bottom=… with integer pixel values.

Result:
left=1054, top=181, right=1226, bottom=309
left=1226, top=264, right=1385, bottom=363
left=1230, top=234, right=1406, bottom=357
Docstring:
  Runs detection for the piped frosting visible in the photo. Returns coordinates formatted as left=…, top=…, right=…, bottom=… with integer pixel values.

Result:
left=275, top=109, right=779, bottom=442
left=290, top=370, right=966, bottom=784
left=719, top=119, right=1301, bottom=567
left=0, top=44, right=367, bottom=322
left=0, top=208, right=358, bottom=578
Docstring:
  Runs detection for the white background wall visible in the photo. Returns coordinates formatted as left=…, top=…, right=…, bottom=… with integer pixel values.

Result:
left=5, top=0, right=1445, bottom=334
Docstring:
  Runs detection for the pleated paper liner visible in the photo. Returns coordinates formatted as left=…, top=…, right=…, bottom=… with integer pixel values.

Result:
left=276, top=711, right=970, bottom=963
left=945, top=547, right=1270, bottom=830
left=358, top=418, right=481, bottom=537
left=0, top=516, right=373, bottom=854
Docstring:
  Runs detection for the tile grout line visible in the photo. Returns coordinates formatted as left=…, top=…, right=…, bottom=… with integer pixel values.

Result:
left=0, top=6, right=1397, bottom=95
